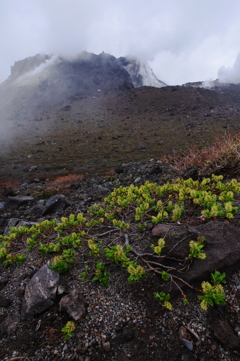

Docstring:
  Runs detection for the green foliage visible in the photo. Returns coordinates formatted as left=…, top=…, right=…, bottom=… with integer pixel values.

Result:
left=154, top=292, right=172, bottom=310
left=104, top=245, right=131, bottom=264
left=88, top=239, right=101, bottom=256
left=0, top=174, right=239, bottom=312
left=3, top=253, right=26, bottom=267
left=151, top=238, right=165, bottom=255
left=93, top=262, right=109, bottom=286
left=211, top=270, right=226, bottom=285
left=61, top=321, right=76, bottom=340
left=50, top=250, right=75, bottom=273
left=199, top=280, right=226, bottom=310
left=127, top=263, right=146, bottom=282
left=161, top=271, right=170, bottom=281
left=81, top=272, right=87, bottom=281
left=188, top=237, right=206, bottom=259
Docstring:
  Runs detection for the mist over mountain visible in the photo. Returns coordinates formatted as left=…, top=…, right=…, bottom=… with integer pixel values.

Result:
left=0, top=52, right=165, bottom=135
left=1, top=51, right=240, bottom=182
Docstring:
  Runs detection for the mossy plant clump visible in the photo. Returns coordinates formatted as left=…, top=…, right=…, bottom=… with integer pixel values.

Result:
left=0, top=174, right=239, bottom=310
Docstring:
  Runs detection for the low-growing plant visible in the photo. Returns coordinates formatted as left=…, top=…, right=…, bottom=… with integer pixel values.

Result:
left=154, top=291, right=173, bottom=310
left=93, top=262, right=109, bottom=286
left=0, top=174, right=238, bottom=312
left=199, top=281, right=226, bottom=310
left=188, top=237, right=206, bottom=259
left=61, top=321, right=76, bottom=340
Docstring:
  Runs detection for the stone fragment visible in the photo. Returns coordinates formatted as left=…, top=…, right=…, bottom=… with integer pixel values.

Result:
left=59, top=289, right=87, bottom=321
left=102, top=341, right=111, bottom=352
left=213, top=319, right=240, bottom=349
left=42, top=194, right=71, bottom=216
left=5, top=195, right=36, bottom=210
left=22, top=264, right=59, bottom=317
left=181, top=338, right=194, bottom=351
left=179, top=326, right=187, bottom=340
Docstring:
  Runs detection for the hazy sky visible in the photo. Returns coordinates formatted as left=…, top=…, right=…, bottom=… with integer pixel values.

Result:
left=1, top=0, right=240, bottom=85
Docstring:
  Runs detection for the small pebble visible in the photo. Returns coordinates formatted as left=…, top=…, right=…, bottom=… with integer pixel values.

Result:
left=181, top=338, right=194, bottom=351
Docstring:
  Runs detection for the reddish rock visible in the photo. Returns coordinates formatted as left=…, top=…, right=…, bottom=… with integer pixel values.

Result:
left=151, top=223, right=174, bottom=237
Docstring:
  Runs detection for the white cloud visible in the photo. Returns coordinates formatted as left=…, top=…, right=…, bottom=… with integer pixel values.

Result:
left=1, top=0, right=240, bottom=84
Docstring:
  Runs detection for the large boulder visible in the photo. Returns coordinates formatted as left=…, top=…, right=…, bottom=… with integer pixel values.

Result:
left=41, top=194, right=71, bottom=216
left=21, top=264, right=59, bottom=317
left=4, top=195, right=36, bottom=210
left=152, top=221, right=240, bottom=287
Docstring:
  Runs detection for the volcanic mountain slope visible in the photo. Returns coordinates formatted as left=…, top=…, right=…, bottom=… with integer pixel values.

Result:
left=1, top=52, right=240, bottom=182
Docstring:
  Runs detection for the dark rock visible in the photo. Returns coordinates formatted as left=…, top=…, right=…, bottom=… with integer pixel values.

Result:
left=122, top=327, right=135, bottom=342
left=183, top=167, right=199, bottom=180
left=24, top=203, right=45, bottom=217
left=0, top=315, right=19, bottom=335
left=115, top=167, right=124, bottom=174
left=0, top=277, right=9, bottom=291
left=0, top=297, right=12, bottom=308
left=212, top=318, right=240, bottom=349
left=59, top=289, right=87, bottom=321
left=148, top=164, right=162, bottom=175
left=21, top=264, right=59, bottom=317
left=42, top=194, right=71, bottom=216
left=181, top=349, right=193, bottom=361
left=93, top=185, right=109, bottom=194
left=5, top=195, right=36, bottom=210
left=156, top=221, right=240, bottom=289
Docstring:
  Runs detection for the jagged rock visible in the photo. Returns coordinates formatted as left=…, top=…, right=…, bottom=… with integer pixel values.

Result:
left=4, top=195, right=36, bottom=210
left=41, top=194, right=71, bottom=216
left=59, top=289, right=87, bottom=321
left=0, top=315, right=19, bottom=335
left=21, top=264, right=59, bottom=317
left=3, top=218, right=37, bottom=236
left=212, top=318, right=240, bottom=349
